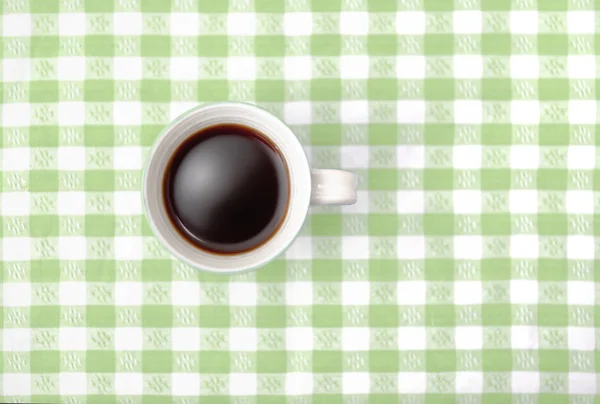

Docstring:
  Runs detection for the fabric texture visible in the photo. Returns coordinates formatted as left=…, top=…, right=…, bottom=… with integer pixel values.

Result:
left=1, top=0, right=598, bottom=400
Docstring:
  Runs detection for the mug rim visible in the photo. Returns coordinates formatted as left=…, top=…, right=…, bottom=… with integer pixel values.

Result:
left=142, top=102, right=311, bottom=274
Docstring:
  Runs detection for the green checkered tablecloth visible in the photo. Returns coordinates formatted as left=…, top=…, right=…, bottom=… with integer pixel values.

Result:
left=1, top=0, right=598, bottom=401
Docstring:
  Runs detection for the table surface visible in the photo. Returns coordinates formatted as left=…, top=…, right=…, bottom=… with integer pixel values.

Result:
left=1, top=0, right=598, bottom=400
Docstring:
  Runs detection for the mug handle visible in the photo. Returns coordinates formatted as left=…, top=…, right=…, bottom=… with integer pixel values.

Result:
left=310, top=169, right=358, bottom=206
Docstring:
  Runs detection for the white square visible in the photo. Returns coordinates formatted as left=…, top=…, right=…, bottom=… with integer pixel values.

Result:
left=453, top=145, right=482, bottom=169
left=568, top=373, right=596, bottom=394
left=453, top=11, right=482, bottom=33
left=568, top=327, right=595, bottom=351
left=2, top=59, right=31, bottom=83
left=57, top=102, right=85, bottom=126
left=115, top=237, right=143, bottom=260
left=397, top=191, right=425, bottom=214
left=286, top=282, right=313, bottom=305
left=341, top=101, right=369, bottom=124
left=567, top=146, right=595, bottom=169
left=60, top=373, right=86, bottom=395
left=286, top=373, right=312, bottom=395
left=510, top=55, right=539, bottom=79
left=1, top=192, right=30, bottom=215
left=284, top=56, right=311, bottom=80
left=510, top=145, right=539, bottom=169
left=170, top=57, right=200, bottom=80
left=341, top=146, right=369, bottom=168
left=396, top=12, right=425, bottom=34
left=453, top=191, right=481, bottom=214
left=114, top=191, right=142, bottom=215
left=568, top=56, right=595, bottom=78
left=171, top=282, right=200, bottom=306
left=59, top=13, right=85, bottom=36
left=340, top=55, right=369, bottom=79
left=170, top=102, right=198, bottom=120
left=284, top=102, right=312, bottom=125
left=286, top=328, right=313, bottom=351
left=3, top=283, right=30, bottom=307
left=511, top=326, right=539, bottom=349
left=2, top=103, right=30, bottom=126
left=3, top=14, right=31, bottom=36
left=455, top=326, right=483, bottom=349
left=511, top=101, right=540, bottom=124
left=115, top=327, right=142, bottom=350
left=2, top=374, right=31, bottom=396
left=510, top=235, right=538, bottom=258
left=114, top=57, right=142, bottom=80
left=341, top=282, right=369, bottom=305
left=229, top=282, right=257, bottom=306
left=397, top=236, right=425, bottom=259
left=343, top=373, right=369, bottom=394
left=510, top=280, right=538, bottom=304
left=510, top=11, right=538, bottom=34
left=397, top=145, right=425, bottom=168
left=229, top=328, right=257, bottom=351
left=284, top=13, right=312, bottom=36
left=454, top=55, right=483, bottom=79
left=509, top=190, right=538, bottom=214
left=566, top=191, right=593, bottom=214
left=397, top=101, right=425, bottom=124
left=342, top=190, right=368, bottom=214
left=2, top=238, right=30, bottom=261
left=397, top=281, right=426, bottom=305
left=59, top=282, right=86, bottom=305
left=340, top=12, right=368, bottom=35
left=113, top=147, right=142, bottom=170
left=114, top=102, right=141, bottom=126
left=59, top=237, right=86, bottom=260
left=398, top=327, right=425, bottom=350
left=342, top=328, right=369, bottom=351
left=456, top=372, right=483, bottom=393
left=567, top=236, right=594, bottom=259
left=58, top=147, right=86, bottom=171
left=567, top=282, right=594, bottom=305
left=567, top=11, right=595, bottom=34
left=59, top=327, right=87, bottom=351
left=454, top=236, right=482, bottom=259
left=57, top=57, right=85, bottom=80
left=569, top=101, right=596, bottom=124
left=455, top=101, right=482, bottom=124
left=398, top=373, right=426, bottom=393
left=228, top=57, right=256, bottom=80
left=172, top=328, right=200, bottom=351
left=115, top=373, right=143, bottom=395
left=3, top=328, right=31, bottom=352
left=115, top=281, right=143, bottom=306
left=57, top=192, right=85, bottom=215
left=396, top=56, right=425, bottom=79
left=228, top=13, right=256, bottom=35
left=172, top=374, right=200, bottom=396
left=285, top=236, right=312, bottom=259
left=512, top=372, right=540, bottom=393
left=170, top=13, right=199, bottom=36
left=230, top=374, right=257, bottom=395
left=342, top=236, right=369, bottom=260
left=114, top=13, right=142, bottom=35
left=454, top=281, right=482, bottom=305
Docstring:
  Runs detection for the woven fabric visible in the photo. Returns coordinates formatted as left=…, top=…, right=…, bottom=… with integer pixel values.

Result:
left=1, top=0, right=598, bottom=400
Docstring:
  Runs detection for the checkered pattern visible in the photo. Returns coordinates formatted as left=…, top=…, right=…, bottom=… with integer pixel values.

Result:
left=1, top=0, right=598, bottom=400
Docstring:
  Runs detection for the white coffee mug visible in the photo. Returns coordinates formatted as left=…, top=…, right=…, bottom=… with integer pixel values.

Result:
left=143, top=102, right=357, bottom=274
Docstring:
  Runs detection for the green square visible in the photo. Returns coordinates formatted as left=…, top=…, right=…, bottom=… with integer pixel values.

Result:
left=198, top=306, right=230, bottom=327
left=482, top=34, right=511, bottom=54
left=312, top=260, right=343, bottom=281
left=424, top=124, right=454, bottom=145
left=311, top=35, right=341, bottom=56
left=198, top=37, right=228, bottom=56
left=87, top=306, right=116, bottom=327
left=312, top=214, right=342, bottom=236
left=481, top=169, right=510, bottom=190
left=257, top=306, right=286, bottom=328
left=141, top=36, right=171, bottom=57
left=255, top=0, right=285, bottom=12
left=537, top=0, right=567, bottom=10
left=199, top=352, right=230, bottom=372
left=141, top=0, right=172, bottom=12
left=30, top=216, right=59, bottom=237
left=142, top=260, right=172, bottom=281
left=196, top=0, right=228, bottom=12
left=482, top=304, right=511, bottom=326
left=482, top=124, right=511, bottom=145
left=538, top=214, right=567, bottom=235
left=311, top=0, right=341, bottom=11
left=424, top=35, right=454, bottom=55
left=31, top=306, right=60, bottom=327
left=31, top=0, right=60, bottom=12
left=310, top=124, right=341, bottom=145
left=367, top=79, right=398, bottom=101
left=85, top=171, right=114, bottom=191
left=424, top=79, right=454, bottom=101
left=426, top=351, right=456, bottom=372
left=255, top=36, right=284, bottom=56
left=368, top=35, right=397, bottom=56
left=368, top=214, right=398, bottom=236
left=31, top=351, right=60, bottom=373
left=31, top=36, right=59, bottom=57
left=314, top=397, right=343, bottom=404
left=311, top=79, right=342, bottom=101
left=538, top=305, right=568, bottom=327
left=313, top=351, right=342, bottom=372
left=141, top=80, right=171, bottom=102
left=85, top=0, right=114, bottom=11
left=482, top=214, right=510, bottom=235
left=313, top=306, right=342, bottom=327
left=539, top=350, right=569, bottom=372
left=257, top=352, right=286, bottom=373
left=85, top=36, right=115, bottom=57
left=84, top=80, right=114, bottom=102
left=369, top=169, right=397, bottom=190
left=142, top=306, right=172, bottom=327
left=369, top=306, right=399, bottom=327
left=30, top=81, right=59, bottom=103
left=369, top=124, right=398, bottom=145
left=426, top=305, right=455, bottom=326
left=85, top=126, right=114, bottom=147
left=86, top=351, right=116, bottom=372
left=424, top=0, right=453, bottom=10
left=369, top=351, right=399, bottom=372
left=539, top=78, right=568, bottom=100
left=256, top=80, right=285, bottom=102
left=31, top=126, right=59, bottom=147
left=539, top=124, right=569, bottom=145
left=142, top=125, right=164, bottom=146
left=198, top=80, right=229, bottom=101
left=30, top=171, right=59, bottom=192
left=31, top=260, right=60, bottom=282
left=424, top=214, right=454, bottom=235
left=483, top=350, right=512, bottom=371
left=538, top=259, right=567, bottom=281
left=256, top=260, right=287, bottom=282
left=367, top=0, right=396, bottom=11
left=482, top=79, right=511, bottom=100
left=425, top=259, right=454, bottom=281
left=424, top=169, right=453, bottom=190
left=142, top=351, right=172, bottom=373
left=481, top=0, right=511, bottom=10
left=538, top=34, right=568, bottom=55
left=537, top=169, right=567, bottom=190
left=86, top=260, right=116, bottom=281
left=85, top=215, right=115, bottom=237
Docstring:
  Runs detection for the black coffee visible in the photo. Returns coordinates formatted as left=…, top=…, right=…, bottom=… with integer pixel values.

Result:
left=163, top=124, right=289, bottom=254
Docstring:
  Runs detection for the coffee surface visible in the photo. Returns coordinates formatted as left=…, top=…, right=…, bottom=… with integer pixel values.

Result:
left=164, top=124, right=289, bottom=254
